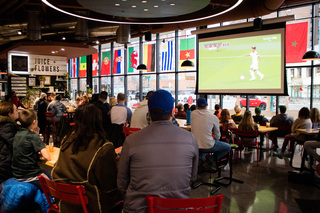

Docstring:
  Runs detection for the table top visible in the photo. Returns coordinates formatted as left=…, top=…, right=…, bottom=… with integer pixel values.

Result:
left=176, top=118, right=191, bottom=131
left=296, top=128, right=319, bottom=135
left=258, top=126, right=278, bottom=133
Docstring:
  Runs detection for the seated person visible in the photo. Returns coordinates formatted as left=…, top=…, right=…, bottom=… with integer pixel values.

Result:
left=70, top=97, right=81, bottom=109
left=231, top=105, right=243, bottom=124
left=174, top=103, right=187, bottom=119
left=238, top=111, right=259, bottom=131
left=253, top=107, right=269, bottom=126
left=214, top=104, right=222, bottom=118
left=47, top=95, right=67, bottom=122
left=304, top=139, right=320, bottom=177
left=274, top=107, right=312, bottom=159
left=310, top=107, right=320, bottom=125
left=12, top=109, right=51, bottom=189
left=219, top=109, right=237, bottom=129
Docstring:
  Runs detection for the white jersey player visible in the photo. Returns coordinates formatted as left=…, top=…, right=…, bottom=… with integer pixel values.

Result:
left=244, top=46, right=264, bottom=81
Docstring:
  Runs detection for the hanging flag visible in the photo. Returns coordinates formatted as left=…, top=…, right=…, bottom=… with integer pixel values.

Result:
left=180, top=38, right=195, bottom=68
left=92, top=53, right=99, bottom=76
left=161, top=40, right=173, bottom=71
left=79, top=56, right=87, bottom=77
left=101, top=51, right=111, bottom=75
left=70, top=58, right=78, bottom=78
left=286, top=22, right=308, bottom=63
left=113, top=49, right=122, bottom=74
left=128, top=47, right=139, bottom=73
left=143, top=44, right=155, bottom=72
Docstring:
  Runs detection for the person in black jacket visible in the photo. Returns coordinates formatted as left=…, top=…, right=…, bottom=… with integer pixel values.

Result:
left=0, top=101, right=19, bottom=184
left=36, top=93, right=48, bottom=135
left=94, top=91, right=112, bottom=140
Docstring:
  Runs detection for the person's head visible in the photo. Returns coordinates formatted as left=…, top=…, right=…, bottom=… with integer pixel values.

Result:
left=298, top=107, right=310, bottom=119
left=183, top=103, right=189, bottom=112
left=214, top=104, right=220, bottom=111
left=75, top=97, right=81, bottom=104
left=196, top=98, right=208, bottom=109
left=19, top=109, right=37, bottom=129
left=117, top=93, right=126, bottom=103
left=279, top=105, right=287, bottom=114
left=190, top=105, right=196, bottom=111
left=55, top=94, right=61, bottom=101
left=251, top=46, right=256, bottom=52
left=72, top=103, right=106, bottom=154
left=145, top=91, right=154, bottom=100
left=82, top=95, right=89, bottom=103
left=40, top=93, right=47, bottom=100
left=99, top=91, right=108, bottom=102
left=11, top=91, right=16, bottom=97
left=176, top=103, right=183, bottom=112
left=0, top=101, right=18, bottom=121
left=234, top=105, right=241, bottom=114
left=109, top=97, right=116, bottom=106
left=148, top=90, right=174, bottom=122
left=310, top=108, right=320, bottom=123
left=220, top=109, right=231, bottom=123
left=255, top=107, right=261, bottom=115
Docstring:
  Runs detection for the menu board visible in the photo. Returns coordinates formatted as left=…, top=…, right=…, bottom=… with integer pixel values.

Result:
left=11, top=76, right=27, bottom=96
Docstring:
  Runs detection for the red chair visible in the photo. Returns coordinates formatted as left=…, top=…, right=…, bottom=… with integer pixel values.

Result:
left=122, top=126, right=141, bottom=138
left=230, top=128, right=260, bottom=166
left=146, top=195, right=224, bottom=213
left=38, top=175, right=88, bottom=213
left=44, top=112, right=56, bottom=143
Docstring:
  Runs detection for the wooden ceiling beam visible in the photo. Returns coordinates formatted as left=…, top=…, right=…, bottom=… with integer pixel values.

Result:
left=0, top=0, right=20, bottom=14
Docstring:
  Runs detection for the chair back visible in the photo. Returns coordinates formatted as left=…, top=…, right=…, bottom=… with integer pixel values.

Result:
left=44, top=112, right=55, bottom=124
left=38, top=175, right=88, bottom=213
left=146, top=195, right=224, bottom=213
left=122, top=126, right=141, bottom=138
left=219, top=122, right=233, bottom=144
left=273, top=124, right=292, bottom=137
left=230, top=128, right=259, bottom=146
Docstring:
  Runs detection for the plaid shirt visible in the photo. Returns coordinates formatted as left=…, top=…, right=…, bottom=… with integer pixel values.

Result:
left=146, top=113, right=179, bottom=126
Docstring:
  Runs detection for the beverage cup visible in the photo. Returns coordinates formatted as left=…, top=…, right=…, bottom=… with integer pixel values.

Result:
left=49, top=146, right=54, bottom=153
left=306, top=123, right=311, bottom=131
left=266, top=122, right=270, bottom=128
left=313, top=122, right=318, bottom=130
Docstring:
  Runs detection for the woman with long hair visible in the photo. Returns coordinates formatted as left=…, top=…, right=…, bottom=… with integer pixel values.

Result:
left=0, top=101, right=19, bottom=184
left=310, top=108, right=320, bottom=124
left=52, top=104, right=120, bottom=213
left=219, top=109, right=237, bottom=129
left=80, top=95, right=89, bottom=105
left=238, top=111, right=258, bottom=131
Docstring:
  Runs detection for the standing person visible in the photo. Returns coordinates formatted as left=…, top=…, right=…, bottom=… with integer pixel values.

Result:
left=101, top=91, right=111, bottom=112
left=117, top=90, right=198, bottom=213
left=232, top=105, right=243, bottom=124
left=130, top=91, right=153, bottom=129
left=36, top=93, right=48, bottom=135
left=109, top=97, right=117, bottom=108
left=0, top=102, right=19, bottom=184
left=52, top=104, right=120, bottom=213
left=269, top=105, right=294, bottom=150
left=244, top=46, right=264, bottom=81
left=9, top=91, right=26, bottom=109
left=12, top=109, right=51, bottom=189
left=191, top=98, right=231, bottom=169
left=110, top=93, right=132, bottom=126
left=94, top=91, right=112, bottom=139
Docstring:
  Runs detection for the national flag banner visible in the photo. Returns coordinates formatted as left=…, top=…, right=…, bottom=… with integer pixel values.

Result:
left=128, top=47, right=139, bottom=73
left=161, top=40, right=174, bottom=71
left=113, top=49, right=123, bottom=74
left=143, top=44, right=155, bottom=72
left=70, top=58, right=78, bottom=78
left=92, top=53, right=99, bottom=76
left=286, top=22, right=308, bottom=63
left=180, top=38, right=195, bottom=68
left=79, top=56, right=87, bottom=77
left=101, top=51, right=111, bottom=75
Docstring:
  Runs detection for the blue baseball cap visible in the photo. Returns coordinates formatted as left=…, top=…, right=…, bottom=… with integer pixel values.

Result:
left=196, top=98, right=208, bottom=108
left=148, top=90, right=174, bottom=115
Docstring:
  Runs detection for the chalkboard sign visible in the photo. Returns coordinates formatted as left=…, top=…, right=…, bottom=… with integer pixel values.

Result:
left=11, top=55, right=28, bottom=72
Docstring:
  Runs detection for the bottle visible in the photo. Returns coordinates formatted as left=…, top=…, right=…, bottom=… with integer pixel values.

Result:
left=186, top=109, right=191, bottom=125
left=39, top=134, right=44, bottom=142
left=49, top=135, right=54, bottom=153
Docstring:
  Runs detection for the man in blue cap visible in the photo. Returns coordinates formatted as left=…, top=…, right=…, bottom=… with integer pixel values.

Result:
left=117, top=89, right=199, bottom=213
left=191, top=98, right=231, bottom=170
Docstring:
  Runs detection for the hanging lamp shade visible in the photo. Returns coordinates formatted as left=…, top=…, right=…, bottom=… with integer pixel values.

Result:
left=302, top=50, right=320, bottom=61
left=137, top=64, right=148, bottom=71
left=181, top=59, right=194, bottom=68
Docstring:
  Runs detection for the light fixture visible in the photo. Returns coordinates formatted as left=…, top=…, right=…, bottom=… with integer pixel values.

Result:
left=137, top=64, right=148, bottom=71
left=17, top=31, right=22, bottom=35
left=302, top=50, right=320, bottom=61
left=181, top=59, right=194, bottom=68
left=61, top=36, right=66, bottom=40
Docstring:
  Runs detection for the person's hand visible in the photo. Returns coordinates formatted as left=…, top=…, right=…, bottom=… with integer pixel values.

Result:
left=33, top=126, right=40, bottom=134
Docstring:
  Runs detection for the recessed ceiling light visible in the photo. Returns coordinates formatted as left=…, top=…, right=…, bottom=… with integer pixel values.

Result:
left=61, top=37, right=66, bottom=40
left=132, top=5, right=137, bottom=8
left=170, top=3, right=175, bottom=6
left=95, top=40, right=100, bottom=44
left=17, top=31, right=22, bottom=35
left=115, top=3, right=120, bottom=6
left=51, top=51, right=56, bottom=54
left=154, top=5, right=159, bottom=7
left=142, top=0, right=147, bottom=3
left=61, top=48, right=65, bottom=51
left=144, top=9, right=148, bottom=11
left=122, top=0, right=127, bottom=1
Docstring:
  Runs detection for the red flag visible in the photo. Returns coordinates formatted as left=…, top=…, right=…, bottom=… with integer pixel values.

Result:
left=92, top=53, right=98, bottom=76
left=286, top=22, right=308, bottom=63
left=101, top=51, right=111, bottom=75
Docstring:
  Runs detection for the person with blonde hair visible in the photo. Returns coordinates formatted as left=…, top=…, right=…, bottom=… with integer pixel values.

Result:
left=219, top=109, right=237, bottom=129
left=109, top=97, right=117, bottom=107
left=238, top=111, right=258, bottom=131
left=231, top=105, right=243, bottom=124
left=81, top=95, right=89, bottom=105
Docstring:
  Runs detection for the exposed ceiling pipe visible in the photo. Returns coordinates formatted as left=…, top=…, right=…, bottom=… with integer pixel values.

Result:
left=116, top=24, right=131, bottom=44
left=150, top=0, right=284, bottom=34
left=90, top=26, right=119, bottom=37
left=27, top=10, right=41, bottom=40
left=75, top=18, right=89, bottom=40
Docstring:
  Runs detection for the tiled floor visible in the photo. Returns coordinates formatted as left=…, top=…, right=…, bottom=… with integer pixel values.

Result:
left=190, top=141, right=320, bottom=213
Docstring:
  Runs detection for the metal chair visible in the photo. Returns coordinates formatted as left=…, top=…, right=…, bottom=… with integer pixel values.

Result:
left=145, top=194, right=224, bottom=213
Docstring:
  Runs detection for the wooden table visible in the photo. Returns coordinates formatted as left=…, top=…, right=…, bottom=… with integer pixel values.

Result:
left=296, top=128, right=319, bottom=135
left=176, top=118, right=191, bottom=131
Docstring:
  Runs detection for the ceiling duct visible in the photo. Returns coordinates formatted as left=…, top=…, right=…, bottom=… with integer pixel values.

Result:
left=116, top=24, right=131, bottom=44
left=75, top=18, right=89, bottom=40
left=27, top=11, right=41, bottom=41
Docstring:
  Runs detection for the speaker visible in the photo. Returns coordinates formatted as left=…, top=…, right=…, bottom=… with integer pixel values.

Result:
left=145, top=32, right=152, bottom=41
left=253, top=18, right=263, bottom=30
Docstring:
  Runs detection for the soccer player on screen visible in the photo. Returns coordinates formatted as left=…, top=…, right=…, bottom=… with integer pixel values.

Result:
left=244, top=46, right=264, bottom=81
